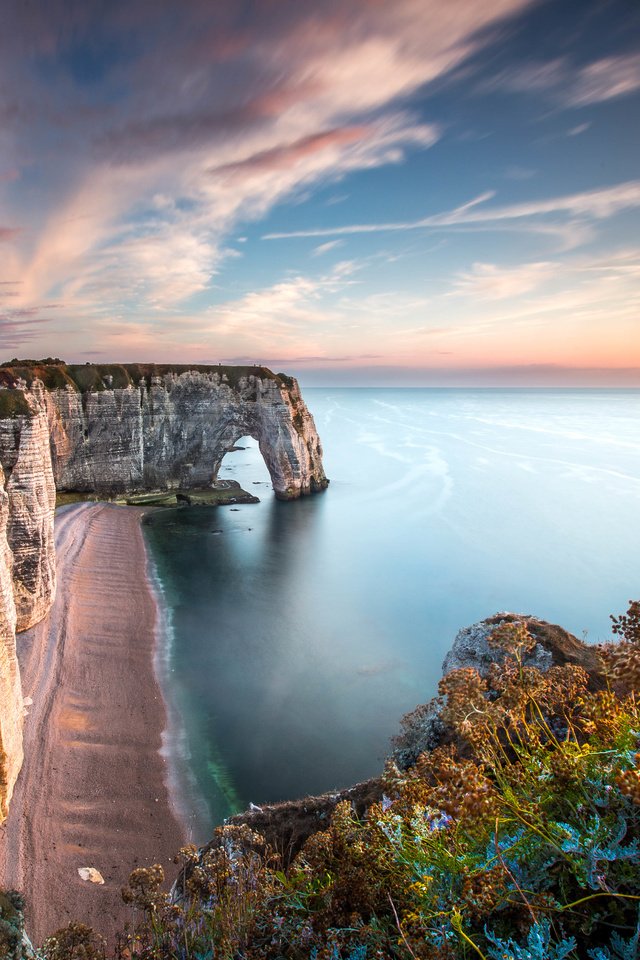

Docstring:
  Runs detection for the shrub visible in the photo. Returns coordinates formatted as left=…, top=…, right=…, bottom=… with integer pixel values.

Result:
left=31, top=604, right=640, bottom=959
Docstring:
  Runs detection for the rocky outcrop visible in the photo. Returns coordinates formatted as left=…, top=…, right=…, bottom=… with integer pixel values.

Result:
left=221, top=613, right=605, bottom=861
left=0, top=384, right=57, bottom=631
left=0, top=384, right=56, bottom=819
left=0, top=361, right=327, bottom=819
left=213, top=777, right=383, bottom=868
left=392, top=612, right=606, bottom=769
left=441, top=611, right=605, bottom=679
left=0, top=466, right=21, bottom=821
left=0, top=363, right=328, bottom=500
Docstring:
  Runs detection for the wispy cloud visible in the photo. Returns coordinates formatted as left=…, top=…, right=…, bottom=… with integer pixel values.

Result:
left=451, top=261, right=554, bottom=300
left=480, top=52, right=640, bottom=109
left=2, top=0, right=534, bottom=312
left=567, top=122, right=590, bottom=136
left=566, top=53, right=640, bottom=107
left=0, top=305, right=58, bottom=352
left=263, top=181, right=640, bottom=243
left=0, top=0, right=637, bottom=379
left=313, top=240, right=344, bottom=257
left=222, top=353, right=382, bottom=364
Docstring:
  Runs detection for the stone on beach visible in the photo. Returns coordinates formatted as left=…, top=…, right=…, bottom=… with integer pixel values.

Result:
left=77, top=867, right=105, bottom=885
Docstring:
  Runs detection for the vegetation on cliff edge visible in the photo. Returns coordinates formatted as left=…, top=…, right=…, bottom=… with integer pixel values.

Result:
left=0, top=360, right=290, bottom=394
left=4, top=604, right=640, bottom=960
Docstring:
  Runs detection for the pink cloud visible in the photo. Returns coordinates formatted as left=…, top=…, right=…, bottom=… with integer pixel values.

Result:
left=0, top=0, right=536, bottom=316
left=211, top=126, right=373, bottom=176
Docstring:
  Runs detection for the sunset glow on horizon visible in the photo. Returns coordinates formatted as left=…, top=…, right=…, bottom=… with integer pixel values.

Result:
left=1, top=0, right=639, bottom=385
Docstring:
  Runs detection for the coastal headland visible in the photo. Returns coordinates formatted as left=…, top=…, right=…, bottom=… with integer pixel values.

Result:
left=0, top=503, right=185, bottom=944
left=0, top=362, right=328, bottom=943
left=0, top=361, right=328, bottom=838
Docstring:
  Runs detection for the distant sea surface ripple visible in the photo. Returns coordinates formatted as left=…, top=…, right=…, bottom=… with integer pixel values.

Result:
left=143, top=388, right=640, bottom=839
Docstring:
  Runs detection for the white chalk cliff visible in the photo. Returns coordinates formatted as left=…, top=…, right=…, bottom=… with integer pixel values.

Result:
left=0, top=362, right=327, bottom=817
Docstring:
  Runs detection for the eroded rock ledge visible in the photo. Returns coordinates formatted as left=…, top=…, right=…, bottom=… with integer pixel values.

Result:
left=224, top=614, right=605, bottom=863
left=0, top=361, right=328, bottom=818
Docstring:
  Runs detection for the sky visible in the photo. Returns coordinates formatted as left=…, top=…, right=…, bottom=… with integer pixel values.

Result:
left=0, top=0, right=639, bottom=386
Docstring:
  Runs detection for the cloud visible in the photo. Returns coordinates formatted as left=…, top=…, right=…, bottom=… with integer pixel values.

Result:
left=478, top=58, right=566, bottom=95
left=0, top=228, right=20, bottom=242
left=263, top=180, right=640, bottom=243
left=452, top=261, right=554, bottom=300
left=566, top=53, right=640, bottom=107
left=567, top=122, right=590, bottom=136
left=95, top=227, right=217, bottom=306
left=0, top=305, right=58, bottom=352
left=75, top=244, right=640, bottom=372
left=209, top=127, right=374, bottom=177
left=480, top=52, right=640, bottom=109
left=2, top=0, right=534, bottom=311
left=222, top=353, right=382, bottom=364
left=294, top=364, right=640, bottom=387
left=313, top=240, right=344, bottom=257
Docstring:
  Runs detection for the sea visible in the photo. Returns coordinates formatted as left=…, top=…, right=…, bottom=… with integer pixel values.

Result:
left=142, top=388, right=640, bottom=840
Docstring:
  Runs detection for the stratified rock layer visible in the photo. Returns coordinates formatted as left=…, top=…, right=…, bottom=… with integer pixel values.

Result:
left=0, top=362, right=327, bottom=818
left=0, top=363, right=329, bottom=500
left=0, top=384, right=57, bottom=631
left=0, top=383, right=56, bottom=819
left=0, top=465, right=20, bottom=820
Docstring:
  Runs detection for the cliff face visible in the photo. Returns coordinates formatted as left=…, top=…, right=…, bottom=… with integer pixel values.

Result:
left=0, top=363, right=327, bottom=500
left=0, top=384, right=56, bottom=819
left=0, top=384, right=57, bottom=631
left=47, top=371, right=326, bottom=499
left=0, top=362, right=327, bottom=818
left=0, top=465, right=21, bottom=821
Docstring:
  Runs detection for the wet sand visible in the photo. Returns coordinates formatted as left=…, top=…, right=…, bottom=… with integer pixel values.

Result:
left=0, top=503, right=185, bottom=946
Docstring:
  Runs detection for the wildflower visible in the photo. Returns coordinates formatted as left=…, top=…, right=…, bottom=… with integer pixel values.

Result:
left=616, top=759, right=640, bottom=805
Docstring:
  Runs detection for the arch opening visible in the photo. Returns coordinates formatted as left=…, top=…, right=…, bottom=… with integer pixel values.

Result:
left=215, top=435, right=273, bottom=500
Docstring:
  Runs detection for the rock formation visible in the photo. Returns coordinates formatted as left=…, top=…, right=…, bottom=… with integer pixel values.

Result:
left=393, top=612, right=606, bottom=770
left=0, top=361, right=328, bottom=819
left=0, top=362, right=327, bottom=500
left=226, top=613, right=606, bottom=861
left=0, top=383, right=57, bottom=632
left=0, top=465, right=21, bottom=821
left=0, top=381, right=58, bottom=817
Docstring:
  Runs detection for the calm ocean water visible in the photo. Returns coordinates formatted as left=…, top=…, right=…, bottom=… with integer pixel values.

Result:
left=143, top=388, right=640, bottom=839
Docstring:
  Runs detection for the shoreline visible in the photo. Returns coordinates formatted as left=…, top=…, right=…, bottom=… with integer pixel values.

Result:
left=0, top=503, right=187, bottom=946
left=143, top=535, right=212, bottom=843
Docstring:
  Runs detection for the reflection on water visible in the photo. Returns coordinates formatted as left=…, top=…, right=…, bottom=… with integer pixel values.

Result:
left=143, top=388, right=640, bottom=839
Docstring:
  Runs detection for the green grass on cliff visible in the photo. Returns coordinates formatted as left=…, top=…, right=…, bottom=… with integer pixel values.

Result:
left=0, top=360, right=291, bottom=394
left=22, top=603, right=640, bottom=960
left=0, top=390, right=33, bottom=418
left=0, top=361, right=75, bottom=391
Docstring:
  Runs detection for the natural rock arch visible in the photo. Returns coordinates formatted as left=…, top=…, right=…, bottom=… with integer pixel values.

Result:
left=0, top=362, right=328, bottom=817
left=40, top=365, right=327, bottom=501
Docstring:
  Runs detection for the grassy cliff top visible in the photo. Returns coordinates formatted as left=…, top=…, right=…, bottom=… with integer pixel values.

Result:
left=0, top=360, right=292, bottom=392
left=0, top=389, right=34, bottom=418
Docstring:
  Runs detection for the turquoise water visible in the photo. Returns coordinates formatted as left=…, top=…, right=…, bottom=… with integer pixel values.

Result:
left=143, top=388, right=640, bottom=839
